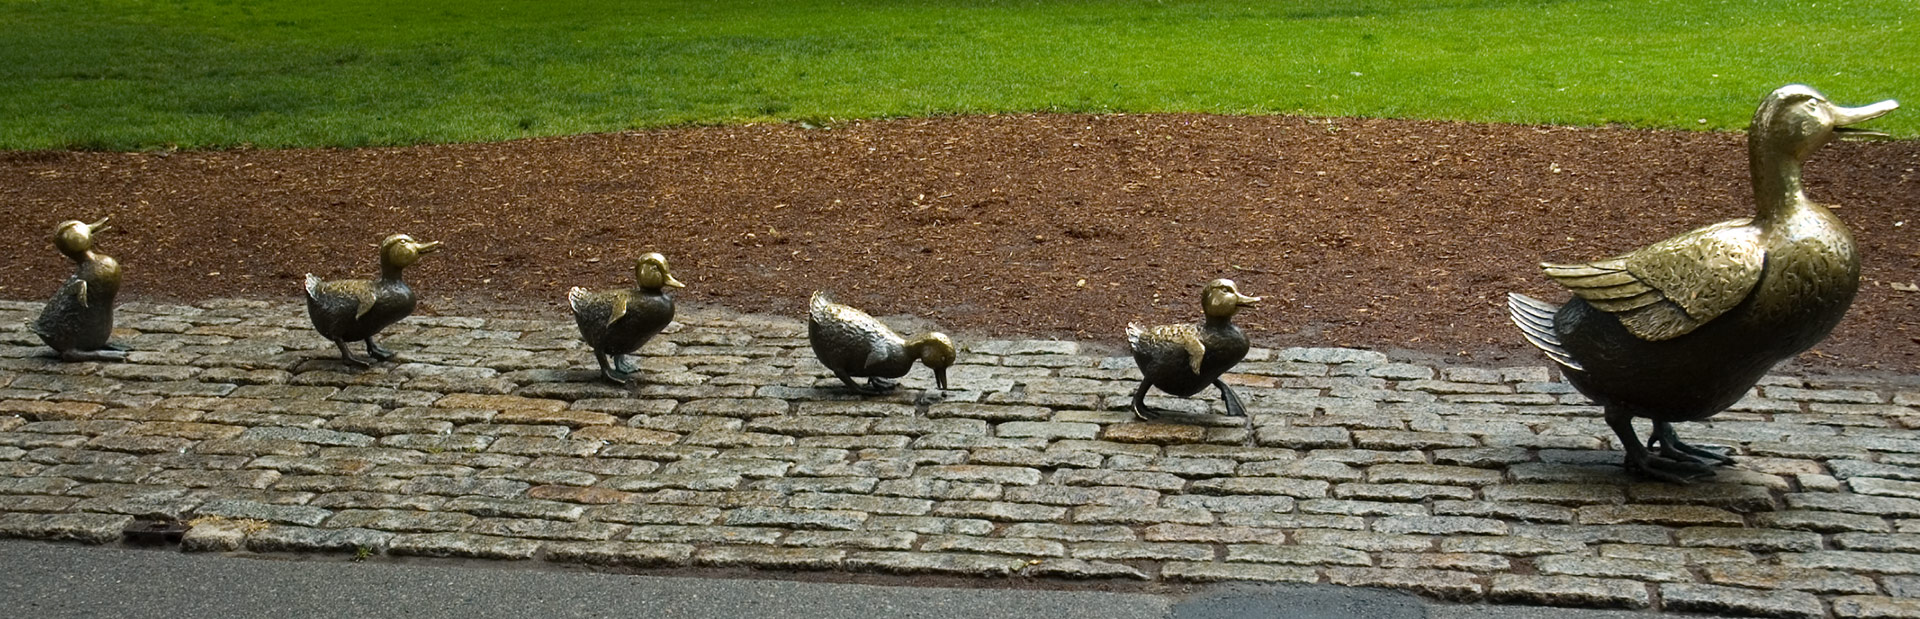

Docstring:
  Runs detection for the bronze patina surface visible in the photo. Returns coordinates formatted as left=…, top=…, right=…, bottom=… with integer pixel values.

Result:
left=569, top=252, right=684, bottom=385
left=807, top=291, right=955, bottom=393
left=1509, top=84, right=1898, bottom=483
left=304, top=233, right=443, bottom=367
left=32, top=217, right=126, bottom=361
left=1128, top=278, right=1259, bottom=421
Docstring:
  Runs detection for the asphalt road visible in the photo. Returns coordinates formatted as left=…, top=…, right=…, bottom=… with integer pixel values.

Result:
left=0, top=540, right=1668, bottom=619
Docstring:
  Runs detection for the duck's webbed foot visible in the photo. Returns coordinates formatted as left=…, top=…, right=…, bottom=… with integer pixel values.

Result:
left=1647, top=421, right=1737, bottom=466
left=1212, top=379, right=1247, bottom=417
left=365, top=339, right=397, bottom=361
left=862, top=376, right=900, bottom=394
left=1624, top=451, right=1718, bottom=484
left=1130, top=381, right=1173, bottom=421
left=613, top=355, right=639, bottom=376
left=335, top=341, right=375, bottom=368
left=1606, top=409, right=1713, bottom=484
left=59, top=348, right=128, bottom=362
left=831, top=370, right=891, bottom=394
left=594, top=353, right=635, bottom=385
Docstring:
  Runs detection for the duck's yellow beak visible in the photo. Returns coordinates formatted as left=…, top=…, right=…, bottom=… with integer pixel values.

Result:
left=664, top=273, right=686, bottom=289
left=414, top=240, right=444, bottom=254
left=1236, top=293, right=1262, bottom=308
left=1834, top=99, right=1899, bottom=138
left=88, top=216, right=110, bottom=234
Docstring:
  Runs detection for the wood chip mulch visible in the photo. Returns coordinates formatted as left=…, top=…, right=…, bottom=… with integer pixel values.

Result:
left=3, top=114, right=1917, bottom=372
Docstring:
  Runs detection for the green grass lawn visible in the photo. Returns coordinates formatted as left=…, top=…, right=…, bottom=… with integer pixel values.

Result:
left=1, top=0, right=1913, bottom=150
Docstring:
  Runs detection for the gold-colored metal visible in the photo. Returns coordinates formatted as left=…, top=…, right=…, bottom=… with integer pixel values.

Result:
left=807, top=291, right=955, bottom=392
left=33, top=217, right=127, bottom=361
left=570, top=252, right=684, bottom=385
left=1508, top=84, right=1896, bottom=483
left=304, top=233, right=443, bottom=367
left=1128, top=278, right=1259, bottom=420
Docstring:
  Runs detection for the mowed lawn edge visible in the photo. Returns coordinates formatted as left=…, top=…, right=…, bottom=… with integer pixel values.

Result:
left=0, top=0, right=1914, bottom=150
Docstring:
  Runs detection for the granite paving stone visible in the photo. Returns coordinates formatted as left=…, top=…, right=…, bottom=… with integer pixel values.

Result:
left=695, top=545, right=847, bottom=570
left=1161, top=561, right=1320, bottom=583
left=6, top=299, right=1920, bottom=614
left=1660, top=583, right=1825, bottom=619
left=542, top=540, right=694, bottom=567
left=1832, top=596, right=1920, bottom=619
left=388, top=532, right=540, bottom=560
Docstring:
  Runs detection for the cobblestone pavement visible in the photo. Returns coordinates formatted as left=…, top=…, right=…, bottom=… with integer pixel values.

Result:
left=3, top=299, right=1920, bottom=618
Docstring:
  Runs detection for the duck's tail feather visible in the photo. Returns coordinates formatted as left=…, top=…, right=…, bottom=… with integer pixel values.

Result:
left=303, top=274, right=322, bottom=300
left=567, top=287, right=590, bottom=315
left=809, top=291, right=833, bottom=321
left=1506, top=292, right=1583, bottom=371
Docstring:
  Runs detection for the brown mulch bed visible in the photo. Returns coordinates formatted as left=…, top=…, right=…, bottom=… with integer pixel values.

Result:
left=3, top=114, right=1918, bottom=372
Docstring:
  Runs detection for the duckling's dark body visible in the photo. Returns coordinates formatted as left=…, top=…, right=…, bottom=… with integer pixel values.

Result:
left=1128, top=279, right=1260, bottom=420
left=1131, top=319, right=1249, bottom=397
left=306, top=277, right=417, bottom=344
left=574, top=289, right=674, bottom=359
left=1509, top=84, right=1893, bottom=483
left=807, top=292, right=954, bottom=393
left=33, top=218, right=125, bottom=362
left=569, top=252, right=683, bottom=384
left=305, top=234, right=441, bottom=367
left=35, top=251, right=122, bottom=358
left=810, top=298, right=914, bottom=389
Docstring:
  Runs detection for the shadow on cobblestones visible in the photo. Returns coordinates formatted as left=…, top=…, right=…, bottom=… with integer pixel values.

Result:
left=2, top=299, right=1919, bottom=618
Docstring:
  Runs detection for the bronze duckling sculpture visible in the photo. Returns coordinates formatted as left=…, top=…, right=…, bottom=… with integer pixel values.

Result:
left=33, top=217, right=127, bottom=361
left=1508, top=84, right=1897, bottom=483
left=808, top=291, right=955, bottom=393
left=569, top=252, right=684, bottom=384
left=1128, top=278, right=1260, bottom=420
left=305, top=234, right=443, bottom=367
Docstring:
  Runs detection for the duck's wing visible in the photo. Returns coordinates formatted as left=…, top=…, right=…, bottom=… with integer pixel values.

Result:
left=63, top=279, right=88, bottom=309
left=569, top=287, right=628, bottom=326
left=1129, top=322, right=1207, bottom=376
left=1542, top=219, right=1763, bottom=341
left=307, top=274, right=378, bottom=320
left=1506, top=293, right=1581, bottom=370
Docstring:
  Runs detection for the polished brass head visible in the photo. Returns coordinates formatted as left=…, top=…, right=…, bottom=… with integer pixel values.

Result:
left=1201, top=278, right=1260, bottom=320
left=1753, top=84, right=1898, bottom=161
left=909, top=332, right=957, bottom=390
left=635, top=252, right=686, bottom=290
left=379, top=234, right=443, bottom=271
left=52, top=217, right=109, bottom=258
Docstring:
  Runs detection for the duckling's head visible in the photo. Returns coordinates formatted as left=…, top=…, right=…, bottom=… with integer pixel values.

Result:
left=52, top=217, right=110, bottom=258
left=1752, top=84, right=1897, bottom=162
left=634, top=252, right=686, bottom=290
left=379, top=234, right=443, bottom=270
left=1201, top=278, right=1260, bottom=320
left=909, top=332, right=956, bottom=391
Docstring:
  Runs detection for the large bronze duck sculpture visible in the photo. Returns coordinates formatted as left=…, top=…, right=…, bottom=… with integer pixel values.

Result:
left=304, top=234, right=442, bottom=367
left=1508, top=84, right=1896, bottom=483
left=33, top=217, right=127, bottom=362
left=808, top=292, right=955, bottom=393
left=1128, top=278, right=1260, bottom=420
left=569, top=252, right=684, bottom=384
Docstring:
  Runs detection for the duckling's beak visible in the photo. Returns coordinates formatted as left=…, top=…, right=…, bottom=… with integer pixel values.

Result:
left=88, top=217, right=110, bottom=234
left=1236, top=294, right=1262, bottom=308
left=414, top=240, right=444, bottom=254
left=933, top=367, right=949, bottom=391
left=664, top=273, right=686, bottom=289
left=1833, top=99, right=1899, bottom=138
